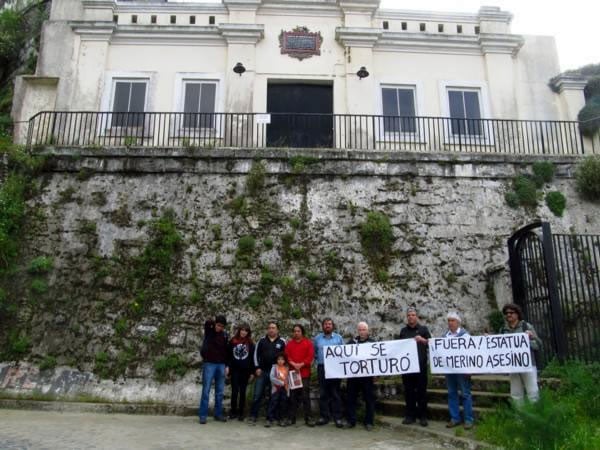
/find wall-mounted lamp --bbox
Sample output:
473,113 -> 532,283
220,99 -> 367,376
356,66 -> 369,80
233,62 -> 246,76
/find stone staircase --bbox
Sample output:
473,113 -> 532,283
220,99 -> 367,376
375,375 -> 511,421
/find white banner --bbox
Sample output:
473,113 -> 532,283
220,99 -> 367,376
429,333 -> 534,374
324,339 -> 420,379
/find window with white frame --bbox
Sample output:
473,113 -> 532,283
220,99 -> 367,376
111,79 -> 148,127
182,80 -> 217,129
382,86 -> 417,133
447,88 -> 482,136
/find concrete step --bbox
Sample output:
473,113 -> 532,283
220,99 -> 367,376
375,375 -> 512,395
376,399 -> 495,421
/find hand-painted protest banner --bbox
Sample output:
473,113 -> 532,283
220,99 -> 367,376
324,339 -> 420,379
429,333 -> 534,374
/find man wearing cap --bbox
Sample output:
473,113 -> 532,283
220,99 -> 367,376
199,315 -> 229,424
399,306 -> 431,426
443,312 -> 474,430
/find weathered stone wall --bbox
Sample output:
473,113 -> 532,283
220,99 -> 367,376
2,148 -> 598,388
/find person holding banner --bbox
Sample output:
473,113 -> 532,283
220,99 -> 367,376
399,307 -> 431,427
313,317 -> 345,428
500,303 -> 542,404
285,324 -> 316,427
442,312 -> 474,430
345,322 -> 376,431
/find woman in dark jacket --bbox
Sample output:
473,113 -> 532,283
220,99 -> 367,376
228,323 -> 255,420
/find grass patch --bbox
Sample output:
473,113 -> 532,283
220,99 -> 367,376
545,191 -> 566,217
154,354 -> 188,382
27,256 -> 53,275
575,155 -> 600,202
359,211 -> 394,273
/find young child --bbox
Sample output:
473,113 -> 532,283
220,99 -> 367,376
227,323 -> 255,421
265,353 -> 289,427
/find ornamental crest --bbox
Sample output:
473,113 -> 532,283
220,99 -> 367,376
279,26 -> 323,61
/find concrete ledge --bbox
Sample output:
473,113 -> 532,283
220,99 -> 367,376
36,147 -> 580,179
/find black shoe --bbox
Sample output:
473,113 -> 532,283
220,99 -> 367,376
365,424 -> 374,431
199,417 -> 207,425
402,417 -> 415,425
316,418 -> 329,426
227,414 -> 237,420
289,418 -> 296,425
214,416 -> 227,422
420,418 -> 428,427
248,417 -> 257,426
238,416 -> 245,422
264,420 -> 273,428
345,422 -> 356,429
335,420 -> 344,428
305,419 -> 315,427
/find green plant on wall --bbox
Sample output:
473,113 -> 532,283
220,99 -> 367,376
359,211 -> 394,278
246,160 -> 266,197
545,191 -> 567,217
575,155 -> 600,201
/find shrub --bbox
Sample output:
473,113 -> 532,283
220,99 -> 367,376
0,174 -> 26,271
260,268 -> 276,290
2,331 -> 30,361
30,278 -> 48,294
577,97 -> 600,137
263,237 -> 274,250
246,161 -> 266,197
28,256 -> 53,274
154,354 -> 187,382
246,292 -> 262,309
545,191 -> 567,217
237,235 -> 256,256
575,155 -> 600,201
487,309 -> 504,333
135,210 -> 183,279
39,355 -> 57,371
584,76 -> 600,100
504,191 -> 519,208
512,175 -> 538,208
359,211 -> 394,270
477,361 -> 600,450
532,161 -> 555,187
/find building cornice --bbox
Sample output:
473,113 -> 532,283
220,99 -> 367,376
82,0 -> 115,9
478,33 -> 523,56
478,6 -> 513,24
258,1 -> 342,18
218,23 -> 265,45
223,0 -> 262,12
551,75 -> 588,93
112,25 -> 225,46
71,22 -> 116,41
336,27 -> 381,48
375,9 -> 479,23
375,32 -> 481,55
115,3 -> 228,14
338,0 -> 380,15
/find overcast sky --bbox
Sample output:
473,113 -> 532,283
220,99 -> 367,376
380,0 -> 599,71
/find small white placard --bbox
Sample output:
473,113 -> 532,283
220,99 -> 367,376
256,114 -> 271,125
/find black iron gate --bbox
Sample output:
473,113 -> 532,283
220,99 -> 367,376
508,222 -> 600,365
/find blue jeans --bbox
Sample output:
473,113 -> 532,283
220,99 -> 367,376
250,370 -> 271,418
198,362 -> 226,419
446,374 -> 473,424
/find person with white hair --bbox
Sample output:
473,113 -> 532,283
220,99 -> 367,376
443,311 -> 474,430
345,321 -> 376,431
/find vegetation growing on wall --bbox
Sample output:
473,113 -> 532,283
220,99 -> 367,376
359,211 -> 394,280
575,155 -> 600,202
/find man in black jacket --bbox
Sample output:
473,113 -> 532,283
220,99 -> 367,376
399,307 -> 431,427
248,321 -> 286,424
198,315 -> 229,424
345,321 -> 376,431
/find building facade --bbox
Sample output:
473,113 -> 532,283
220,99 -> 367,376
12,0 -> 588,149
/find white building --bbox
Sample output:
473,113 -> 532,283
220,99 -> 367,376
12,0 -> 591,152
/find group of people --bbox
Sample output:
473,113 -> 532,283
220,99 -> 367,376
198,303 -> 541,431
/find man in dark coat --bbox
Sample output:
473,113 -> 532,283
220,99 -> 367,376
399,307 -> 431,427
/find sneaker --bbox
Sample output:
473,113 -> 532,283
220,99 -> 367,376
335,420 -> 344,429
446,420 -> 461,428
264,420 -> 273,428
304,419 -> 315,427
365,424 -> 373,432
199,417 -> 207,425
419,418 -> 428,427
315,418 -> 329,426
344,422 -> 356,429
214,416 -> 227,422
278,420 -> 287,427
402,417 -> 415,425
464,422 -> 474,430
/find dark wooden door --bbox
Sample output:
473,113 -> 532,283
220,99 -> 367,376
267,83 -> 333,148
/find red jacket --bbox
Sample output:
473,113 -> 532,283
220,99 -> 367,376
285,337 -> 314,379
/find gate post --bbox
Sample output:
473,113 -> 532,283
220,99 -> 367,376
540,222 -> 568,362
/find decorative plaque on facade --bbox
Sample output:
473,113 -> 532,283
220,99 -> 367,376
279,26 -> 323,61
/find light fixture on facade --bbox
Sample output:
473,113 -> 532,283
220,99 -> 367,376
233,62 -> 246,76
356,66 -> 369,80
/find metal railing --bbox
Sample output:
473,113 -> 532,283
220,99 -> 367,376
26,111 -> 586,155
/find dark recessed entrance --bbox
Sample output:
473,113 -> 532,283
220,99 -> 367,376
267,82 -> 333,148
